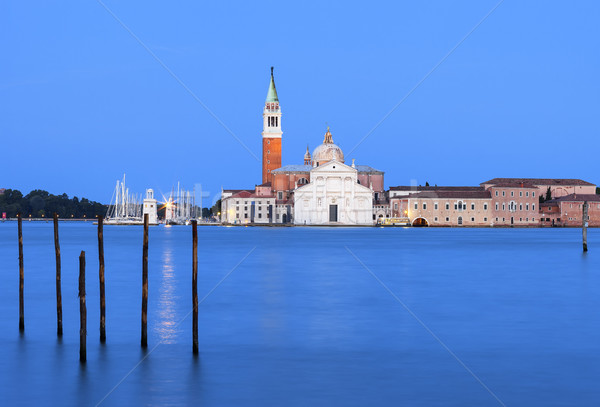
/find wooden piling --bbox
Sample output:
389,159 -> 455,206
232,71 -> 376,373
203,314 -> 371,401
98,216 -> 106,343
583,201 -> 588,252
17,213 -> 24,332
79,251 -> 86,363
192,220 -> 198,354
53,213 -> 63,336
141,214 -> 149,348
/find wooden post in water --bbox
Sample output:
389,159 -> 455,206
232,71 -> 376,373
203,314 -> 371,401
98,216 -> 106,343
192,220 -> 198,354
53,213 -> 63,337
583,201 -> 588,252
17,213 -> 25,332
79,251 -> 86,363
141,214 -> 149,348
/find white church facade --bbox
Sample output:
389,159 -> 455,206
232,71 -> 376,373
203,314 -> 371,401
293,160 -> 374,225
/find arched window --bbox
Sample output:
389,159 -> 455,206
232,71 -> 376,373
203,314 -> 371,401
458,216 -> 463,225
298,177 -> 309,185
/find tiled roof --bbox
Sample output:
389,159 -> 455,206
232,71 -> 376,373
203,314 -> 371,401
257,182 -> 272,187
550,194 -> 600,202
488,183 -> 536,189
408,190 -> 491,199
390,186 -> 484,192
355,165 -> 383,174
481,178 -> 595,187
228,190 -> 274,199
272,164 -> 312,173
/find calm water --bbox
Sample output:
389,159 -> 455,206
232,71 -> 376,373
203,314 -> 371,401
0,222 -> 598,406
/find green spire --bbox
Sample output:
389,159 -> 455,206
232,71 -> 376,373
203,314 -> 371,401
266,66 -> 279,103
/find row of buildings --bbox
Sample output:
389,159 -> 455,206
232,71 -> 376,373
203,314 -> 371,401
221,68 -> 598,227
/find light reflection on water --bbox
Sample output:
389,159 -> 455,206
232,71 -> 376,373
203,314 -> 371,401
155,226 -> 179,344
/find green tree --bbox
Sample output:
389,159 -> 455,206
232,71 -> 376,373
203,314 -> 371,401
546,186 -> 552,201
211,199 -> 221,216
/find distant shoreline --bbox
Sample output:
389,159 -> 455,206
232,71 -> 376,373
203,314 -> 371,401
1,218 -> 595,228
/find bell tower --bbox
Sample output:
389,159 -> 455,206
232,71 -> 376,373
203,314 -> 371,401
262,67 -> 282,184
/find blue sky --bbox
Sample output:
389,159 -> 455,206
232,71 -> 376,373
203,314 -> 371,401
2,1 -> 599,205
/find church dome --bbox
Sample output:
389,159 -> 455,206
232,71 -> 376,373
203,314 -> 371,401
312,127 -> 344,166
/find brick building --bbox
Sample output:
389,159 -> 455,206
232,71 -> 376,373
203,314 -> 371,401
542,194 -> 600,227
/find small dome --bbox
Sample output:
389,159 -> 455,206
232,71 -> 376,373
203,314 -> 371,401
312,127 -> 344,166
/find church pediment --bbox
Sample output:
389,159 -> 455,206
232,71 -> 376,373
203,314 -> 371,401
310,160 -> 356,174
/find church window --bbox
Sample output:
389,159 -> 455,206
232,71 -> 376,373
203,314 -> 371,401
276,117 -> 278,126
258,213 -> 262,218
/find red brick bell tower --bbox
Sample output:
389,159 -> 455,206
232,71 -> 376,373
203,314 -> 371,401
262,67 -> 282,184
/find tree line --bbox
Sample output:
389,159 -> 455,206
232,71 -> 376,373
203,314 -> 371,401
0,189 -> 107,219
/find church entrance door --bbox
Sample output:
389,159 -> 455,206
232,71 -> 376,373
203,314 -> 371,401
329,205 -> 338,222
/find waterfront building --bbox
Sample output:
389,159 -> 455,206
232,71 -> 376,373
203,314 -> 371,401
293,159 -> 374,225
540,194 -> 600,227
220,184 -> 275,225
390,183 -> 538,227
487,183 -> 538,226
481,178 -> 595,199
